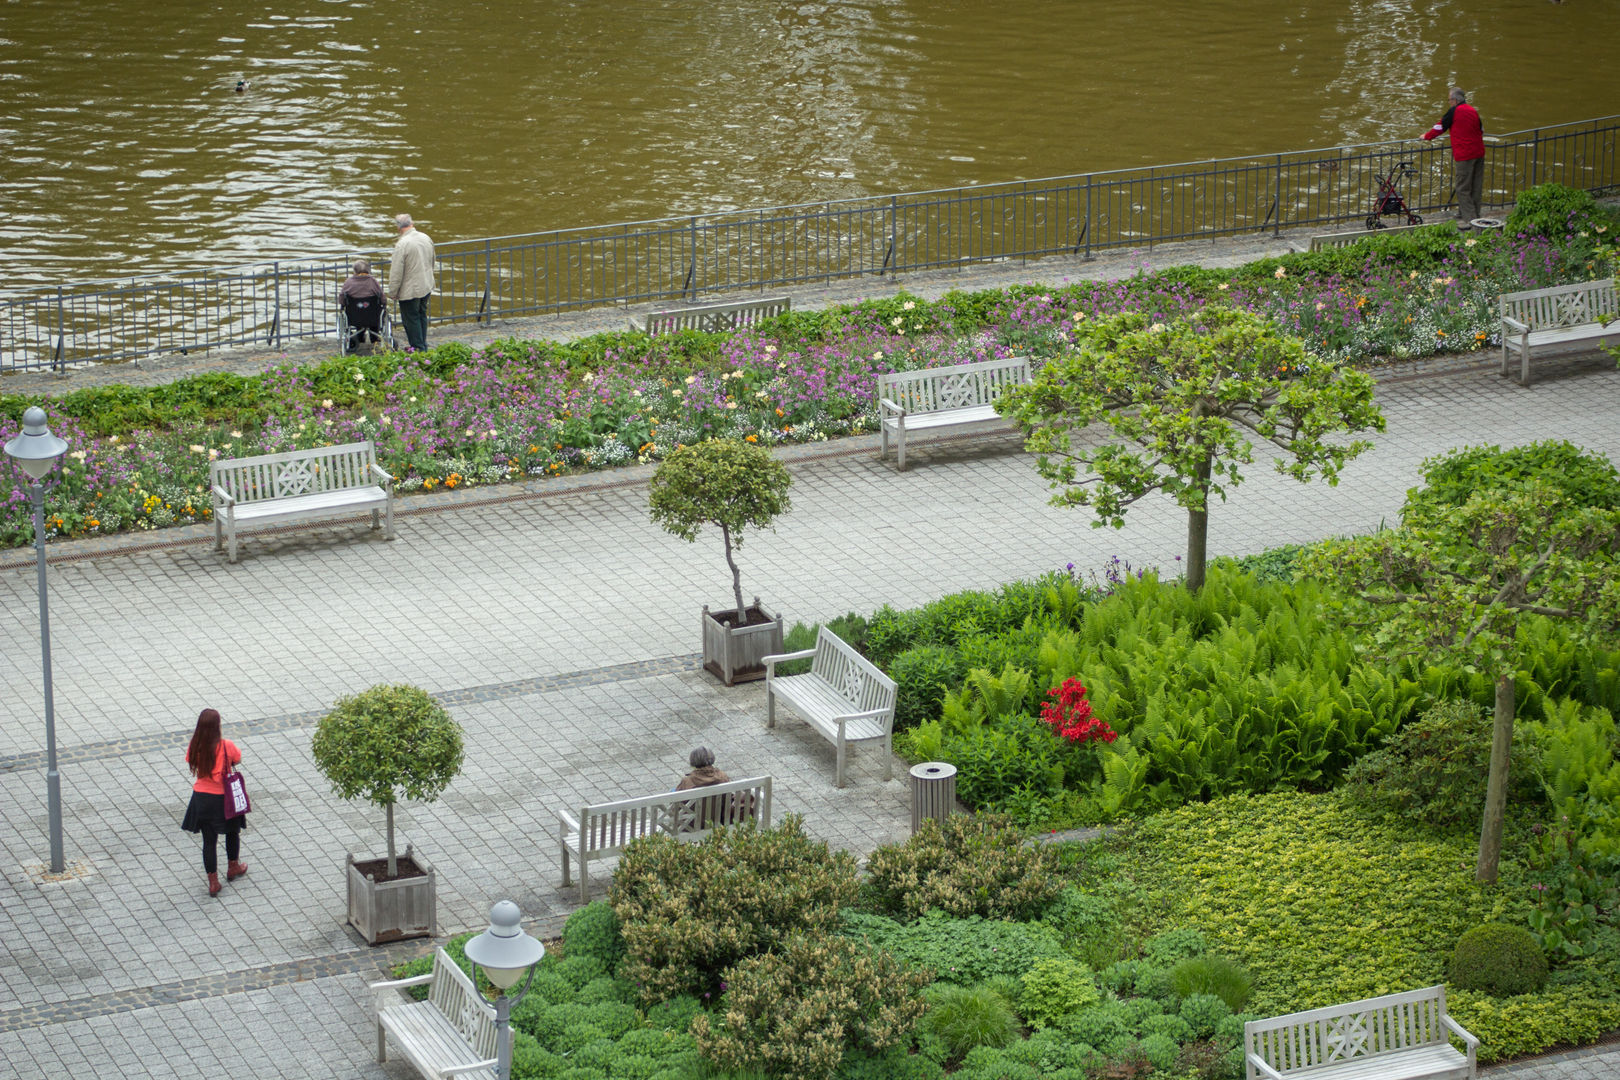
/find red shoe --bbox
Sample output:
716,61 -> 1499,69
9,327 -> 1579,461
208,873 -> 222,898
226,861 -> 248,882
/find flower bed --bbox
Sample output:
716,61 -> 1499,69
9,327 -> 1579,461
2,214 -> 1614,548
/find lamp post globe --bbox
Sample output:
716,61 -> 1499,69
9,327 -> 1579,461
464,900 -> 545,1080
5,404 -> 69,875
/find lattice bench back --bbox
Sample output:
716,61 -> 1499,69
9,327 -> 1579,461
211,441 -> 382,505
879,357 -> 1031,415
425,950 -> 498,1062
576,776 -> 773,856
644,297 -> 791,335
1245,986 -> 1453,1077
810,628 -> 897,717
1500,278 -> 1617,330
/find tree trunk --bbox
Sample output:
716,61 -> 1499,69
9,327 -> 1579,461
721,523 -> 747,621
1475,672 -> 1516,883
1185,454 -> 1212,593
385,801 -> 398,879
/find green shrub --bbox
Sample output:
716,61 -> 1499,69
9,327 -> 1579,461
863,812 -> 1063,921
1018,957 -> 1100,1029
1170,955 -> 1254,1012
1139,1032 -> 1181,1070
1449,923 -> 1550,996
922,983 -> 1020,1059
1139,1012 -> 1194,1042
574,975 -> 632,1005
1142,928 -> 1208,965
611,814 -> 858,1004
641,995 -> 705,1033
1341,699 -> 1542,831
1056,1000 -> 1132,1047
891,645 -> 968,729
835,1044 -> 946,1080
1040,889 -> 1126,968
1405,440 -> 1620,517
562,901 -> 624,973
690,933 -> 928,1080
778,612 -> 871,676
1179,993 -> 1232,1040
838,909 -> 1067,984
1505,183 -> 1607,241
952,1047 -> 1042,1080
937,713 -> 1068,808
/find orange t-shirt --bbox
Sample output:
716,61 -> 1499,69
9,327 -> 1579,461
189,739 -> 241,794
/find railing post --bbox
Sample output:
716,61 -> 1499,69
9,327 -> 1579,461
1530,128 -> 1541,189
1272,154 -> 1284,238
481,240 -> 492,324
53,286 -> 65,371
885,195 -> 898,275
1085,176 -> 1094,260
268,262 -> 281,346
686,216 -> 698,301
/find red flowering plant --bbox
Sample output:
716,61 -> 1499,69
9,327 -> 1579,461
1040,678 -> 1116,744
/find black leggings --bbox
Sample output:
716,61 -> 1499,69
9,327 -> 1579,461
200,823 -> 241,874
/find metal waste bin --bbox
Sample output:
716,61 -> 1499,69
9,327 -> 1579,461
910,762 -> 957,833
1470,217 -> 1504,233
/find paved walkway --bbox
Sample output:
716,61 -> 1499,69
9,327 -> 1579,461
0,251 -> 1616,1077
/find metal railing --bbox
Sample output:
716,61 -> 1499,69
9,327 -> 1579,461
3,115 -> 1616,373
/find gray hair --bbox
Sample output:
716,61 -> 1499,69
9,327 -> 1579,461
395,213 -> 414,229
1450,87 -> 1467,104
352,258 -> 370,275
688,746 -> 715,769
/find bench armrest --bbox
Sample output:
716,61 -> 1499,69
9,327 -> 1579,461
439,1060 -> 499,1078
557,809 -> 581,831
834,706 -> 893,723
1441,1014 -> 1479,1048
1246,1054 -> 1285,1080
1502,316 -> 1529,334
763,649 -> 816,674
879,397 -> 906,418
369,972 -> 433,992
370,462 -> 395,485
211,484 -> 235,508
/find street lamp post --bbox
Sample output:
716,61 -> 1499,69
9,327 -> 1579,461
5,406 -> 69,874
463,901 -> 546,1080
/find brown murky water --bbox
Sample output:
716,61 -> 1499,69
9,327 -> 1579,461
0,0 -> 1615,293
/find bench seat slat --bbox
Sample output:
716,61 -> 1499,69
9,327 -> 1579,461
1262,1045 -> 1467,1080
229,486 -> 389,522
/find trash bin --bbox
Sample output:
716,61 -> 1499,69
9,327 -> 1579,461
1470,217 -> 1504,233
909,762 -> 957,834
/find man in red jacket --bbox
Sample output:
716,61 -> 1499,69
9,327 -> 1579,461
1422,88 -> 1486,226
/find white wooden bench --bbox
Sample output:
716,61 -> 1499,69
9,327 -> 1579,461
628,296 -> 791,335
1307,222 -> 1429,251
765,628 -> 898,787
1500,277 -> 1618,386
877,356 -> 1031,470
210,440 -> 395,563
1245,985 -> 1478,1080
370,948 -> 498,1080
558,775 -> 772,902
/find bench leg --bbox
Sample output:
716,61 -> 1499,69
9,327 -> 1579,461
560,843 -> 572,889
835,737 -> 847,789
1520,348 -> 1532,387
896,428 -> 907,472
880,424 -> 889,461
370,507 -> 380,531
384,493 -> 395,540
227,519 -> 238,564
578,856 -> 590,904
883,737 -> 893,781
377,1019 -> 387,1064
213,516 -> 223,552
766,687 -> 776,729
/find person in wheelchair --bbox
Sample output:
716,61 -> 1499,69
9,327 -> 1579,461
337,259 -> 392,355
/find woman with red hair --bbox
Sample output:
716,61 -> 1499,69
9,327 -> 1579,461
180,708 -> 247,897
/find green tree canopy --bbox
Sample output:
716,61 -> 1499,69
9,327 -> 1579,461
996,308 -> 1384,590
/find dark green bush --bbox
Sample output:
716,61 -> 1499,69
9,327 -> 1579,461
777,612 -> 871,676
1506,183 -> 1608,241
922,983 -> 1021,1059
836,1043 -> 947,1080
611,815 -> 858,1004
1170,955 -> 1253,1012
864,812 -> 1064,921
1139,1032 -> 1181,1070
891,645 -> 968,729
1341,699 -> 1541,831
942,713 -> 1068,809
1018,957 -> 1100,1028
839,909 -> 1066,984
561,900 -> 624,973
690,933 -> 928,1080
1141,928 -> 1208,965
1405,440 -> 1620,519
1449,922 -> 1550,996
1179,993 -> 1233,1040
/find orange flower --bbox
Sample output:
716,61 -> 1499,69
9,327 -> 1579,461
745,434 -> 758,443
775,408 -> 785,417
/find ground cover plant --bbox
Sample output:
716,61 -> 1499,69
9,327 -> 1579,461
4,198 -> 1616,548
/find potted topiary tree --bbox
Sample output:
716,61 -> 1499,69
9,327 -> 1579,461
650,438 -> 792,685
312,683 -> 464,945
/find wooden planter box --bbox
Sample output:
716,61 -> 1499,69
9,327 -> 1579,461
347,846 -> 435,946
702,599 -> 784,686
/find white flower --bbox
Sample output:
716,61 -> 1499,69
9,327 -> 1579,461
353,371 -> 364,382
230,430 -> 242,438
1315,302 -> 1326,311
1409,270 -> 1420,279
764,344 -> 777,354
356,389 -> 365,398
685,374 -> 697,385
1149,322 -> 1167,333
755,391 -> 767,400
1273,267 -> 1287,279
872,351 -> 883,360
109,435 -> 120,444
902,300 -> 916,311
673,389 -> 683,398
725,401 -> 738,410
1465,238 -> 1478,247
1072,310 -> 1087,320
1217,283 -> 1229,291
408,395 -> 417,403
488,428 -> 498,437
891,316 -> 903,327
583,371 -> 595,382
208,449 -> 219,461
189,444 -> 206,453
465,429 -> 475,437
321,399 -> 334,408
380,414 -> 392,426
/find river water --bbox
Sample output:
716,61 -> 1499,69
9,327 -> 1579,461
0,0 -> 1615,294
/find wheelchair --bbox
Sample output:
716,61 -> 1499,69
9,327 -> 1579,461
336,289 -> 395,356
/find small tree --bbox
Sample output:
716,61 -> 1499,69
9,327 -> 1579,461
1306,464 -> 1620,882
996,308 -> 1384,591
311,684 -> 465,878
649,438 -> 792,618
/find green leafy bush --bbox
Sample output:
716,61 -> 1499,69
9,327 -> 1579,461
1170,955 -> 1254,1012
1449,923 -> 1549,996
1178,993 -> 1232,1040
1138,1032 -> 1180,1070
1142,928 -> 1207,965
1055,1000 -> 1132,1048
1406,440 -> 1620,517
1341,699 -> 1543,831
863,812 -> 1063,921
1505,183 -> 1608,241
611,814 -> 858,1004
562,901 -> 624,973
1018,957 -> 1100,1029
838,910 -> 1067,984
890,645 -> 968,729
690,933 -> 928,1080
778,612 -> 871,675
922,983 -> 1020,1059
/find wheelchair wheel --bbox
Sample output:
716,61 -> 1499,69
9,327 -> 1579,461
1407,213 -> 1423,226
1365,215 -> 1383,230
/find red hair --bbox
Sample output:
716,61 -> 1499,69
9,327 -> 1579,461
187,709 -> 223,779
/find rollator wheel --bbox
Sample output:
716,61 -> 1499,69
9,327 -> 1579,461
1407,214 -> 1423,226
1365,216 -> 1383,230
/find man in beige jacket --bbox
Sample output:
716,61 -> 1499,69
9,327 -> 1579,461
386,214 -> 436,350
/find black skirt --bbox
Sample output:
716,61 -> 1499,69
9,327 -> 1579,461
181,790 -> 247,834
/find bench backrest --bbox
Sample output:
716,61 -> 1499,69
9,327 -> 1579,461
577,776 -> 773,856
1244,986 -> 1452,1079
809,627 -> 898,721
1500,278 -> 1617,330
878,357 -> 1031,415
1308,223 -> 1427,251
426,949 -> 498,1061
211,441 -> 380,505
644,296 -> 791,335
